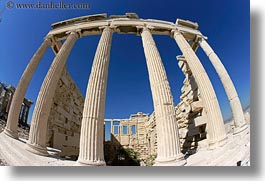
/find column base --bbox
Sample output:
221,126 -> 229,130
76,159 -> 106,166
208,136 -> 227,150
25,143 -> 49,157
154,154 -> 186,166
233,123 -> 248,135
3,128 -> 18,139
233,125 -> 250,141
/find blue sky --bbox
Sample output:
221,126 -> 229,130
0,0 -> 250,125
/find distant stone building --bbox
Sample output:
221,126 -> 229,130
0,82 -> 33,127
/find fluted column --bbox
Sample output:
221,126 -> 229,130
172,30 -> 227,149
26,32 -> 79,156
77,26 -> 113,166
4,38 -> 51,139
140,26 -> 186,166
199,38 -> 248,134
110,121 -> 114,134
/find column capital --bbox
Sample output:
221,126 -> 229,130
66,29 -> 82,38
176,55 -> 186,62
136,25 -> 144,35
99,25 -> 114,32
170,29 -> 181,38
43,35 -> 53,45
146,25 -> 155,30
136,25 -> 155,35
196,35 -> 208,43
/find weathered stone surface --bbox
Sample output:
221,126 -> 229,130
141,27 -> 185,166
199,38 -> 247,133
4,38 -> 51,139
47,67 -> 84,157
26,32 -> 79,156
77,26 -> 113,166
173,31 -> 227,149
0,14 -> 250,167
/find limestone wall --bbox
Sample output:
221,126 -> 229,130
175,58 -> 208,154
107,112 -> 150,160
46,67 -> 84,158
145,113 -> 157,156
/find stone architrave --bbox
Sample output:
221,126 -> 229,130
26,32 -> 79,156
198,38 -> 248,134
77,26 -> 113,166
4,38 -> 52,139
140,26 -> 186,166
172,30 -> 227,149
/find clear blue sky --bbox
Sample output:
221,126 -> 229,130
0,0 -> 250,124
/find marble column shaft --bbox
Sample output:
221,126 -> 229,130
199,39 -> 247,133
4,38 -> 51,139
141,27 -> 186,166
77,26 -> 113,166
172,31 -> 227,148
26,32 -> 78,156
110,121 -> 114,134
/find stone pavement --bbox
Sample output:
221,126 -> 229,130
185,126 -> 250,166
0,124 -> 250,166
0,133 -> 74,166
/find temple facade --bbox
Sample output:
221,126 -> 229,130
1,13 -> 249,166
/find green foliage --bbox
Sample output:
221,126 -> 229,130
145,154 -> 157,166
121,147 -> 140,162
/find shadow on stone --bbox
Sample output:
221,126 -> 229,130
104,133 -> 140,166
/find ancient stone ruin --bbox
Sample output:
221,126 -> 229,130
0,13 -> 250,166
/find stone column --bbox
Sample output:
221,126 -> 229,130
172,30 -> 227,149
77,26 -> 113,166
140,26 -> 186,166
110,121 -> 114,134
4,38 -> 51,139
199,38 -> 248,134
26,32 -> 79,156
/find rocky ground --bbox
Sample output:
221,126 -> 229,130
0,119 -> 29,139
224,107 -> 250,133
0,120 -> 8,165
0,119 -> 30,166
0,120 -> 7,165
0,119 -> 5,133
0,157 -> 8,166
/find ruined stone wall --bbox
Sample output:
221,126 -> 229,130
108,112 -> 150,160
145,113 -> 157,156
175,58 -> 208,154
47,67 -> 84,157
129,113 -> 149,157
